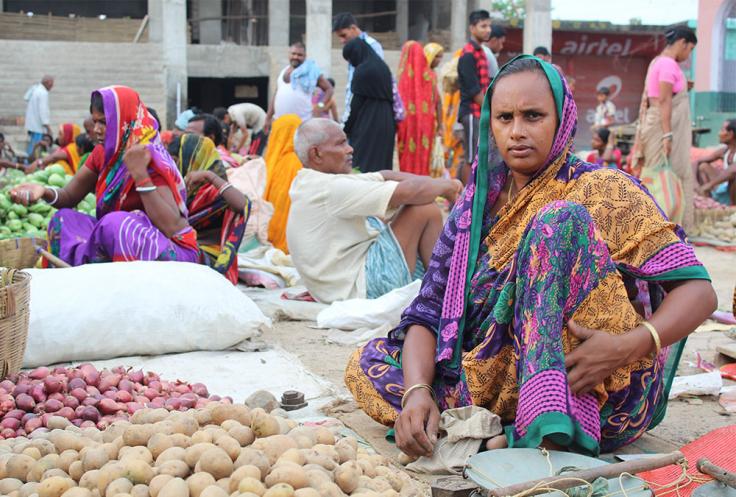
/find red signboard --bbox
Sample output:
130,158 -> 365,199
499,27 -> 665,149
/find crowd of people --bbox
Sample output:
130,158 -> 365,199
0,9 -> 727,460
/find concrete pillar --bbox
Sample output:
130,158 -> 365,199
147,0 -> 163,43
523,0 -> 552,55
396,0 -> 409,45
161,0 -> 188,129
198,0 -> 222,44
269,0 -> 290,46
429,0 -> 438,32
451,0 -> 468,51
306,0 -> 332,76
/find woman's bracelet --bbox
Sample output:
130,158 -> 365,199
218,182 -> 234,196
136,185 -> 157,193
47,187 -> 60,206
401,383 -> 436,409
641,320 -> 662,356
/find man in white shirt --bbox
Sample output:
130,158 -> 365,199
287,118 -> 462,304
265,41 -> 334,131
24,75 -> 54,156
227,103 -> 267,153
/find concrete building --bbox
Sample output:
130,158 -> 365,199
692,0 -> 736,147
0,0 -> 553,152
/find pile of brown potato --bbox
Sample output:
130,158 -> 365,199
0,402 -> 421,497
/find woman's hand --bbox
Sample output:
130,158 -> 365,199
123,144 -> 151,181
9,183 -> 47,206
564,320 -> 637,395
185,170 -> 216,191
663,137 -> 672,158
394,389 -> 440,458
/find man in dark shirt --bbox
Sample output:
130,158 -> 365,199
457,10 -> 492,183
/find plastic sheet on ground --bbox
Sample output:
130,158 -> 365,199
240,286 -> 327,322
59,348 -> 339,419
237,245 -> 301,289
669,371 -> 723,399
317,280 -> 421,332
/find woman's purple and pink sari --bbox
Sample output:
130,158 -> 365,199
344,55 -> 709,455
47,86 -> 198,265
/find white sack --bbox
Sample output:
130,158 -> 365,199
316,280 -> 421,331
23,262 -> 271,367
669,371 -> 723,399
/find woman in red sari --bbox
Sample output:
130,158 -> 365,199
397,41 -> 441,176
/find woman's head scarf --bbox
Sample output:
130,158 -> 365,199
424,42 -> 444,67
175,133 -> 227,200
342,38 -> 393,102
58,123 -> 81,147
92,85 -> 188,218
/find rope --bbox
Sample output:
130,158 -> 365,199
464,449 -> 711,497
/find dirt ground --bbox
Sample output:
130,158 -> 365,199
262,246 -> 736,469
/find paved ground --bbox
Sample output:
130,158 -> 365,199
261,246 -> 736,468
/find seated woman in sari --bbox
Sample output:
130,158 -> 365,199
171,133 -> 250,284
30,123 -> 82,175
10,85 -> 199,265
345,56 -> 716,457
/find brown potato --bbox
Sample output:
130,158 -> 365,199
155,447 -> 187,467
237,477 -> 266,496
157,477 -> 189,497
105,477 -> 134,497
148,475 -> 174,497
6,453 -> 37,480
228,465 -> 261,493
264,465 -> 308,490
198,448 -> 233,480
233,449 -> 269,479
147,434 -> 174,460
157,460 -> 191,479
262,483 -> 294,497
186,472 -> 216,497
37,476 -> 76,497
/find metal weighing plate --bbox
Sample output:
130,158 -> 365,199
692,481 -> 736,497
464,448 -> 652,496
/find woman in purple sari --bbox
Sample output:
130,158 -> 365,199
10,86 -> 199,264
345,56 -> 716,457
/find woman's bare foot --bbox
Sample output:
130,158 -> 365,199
485,434 -> 508,450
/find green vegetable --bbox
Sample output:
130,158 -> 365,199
47,173 -> 66,188
29,202 -> 51,214
7,211 -> 18,220
45,164 -> 67,176
11,203 -> 27,217
7,219 -> 22,232
27,213 -> 44,228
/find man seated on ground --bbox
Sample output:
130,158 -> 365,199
287,118 -> 463,304
695,119 -> 736,205
0,133 -> 23,170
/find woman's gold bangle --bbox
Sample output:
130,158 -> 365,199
641,320 -> 662,356
401,383 -> 436,409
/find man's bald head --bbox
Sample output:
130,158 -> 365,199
41,75 -> 54,91
293,118 -> 353,174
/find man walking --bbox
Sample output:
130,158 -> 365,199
265,41 -> 333,130
484,25 -> 507,79
24,75 -> 53,156
457,10 -> 491,182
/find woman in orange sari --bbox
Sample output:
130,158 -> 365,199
30,123 -> 82,175
397,41 -> 441,176
263,114 -> 302,253
441,49 -> 464,179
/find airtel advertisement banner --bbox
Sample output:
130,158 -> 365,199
500,28 -> 666,150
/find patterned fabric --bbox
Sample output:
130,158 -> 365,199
47,85 -> 199,264
48,209 -> 198,265
263,114 -> 302,253
345,55 -> 710,455
176,134 -> 249,284
424,43 -> 444,67
364,217 -> 425,299
94,86 -> 189,222
461,42 -> 490,118
58,123 -> 82,175
397,41 -> 438,176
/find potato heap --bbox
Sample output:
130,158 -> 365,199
0,402 -> 421,497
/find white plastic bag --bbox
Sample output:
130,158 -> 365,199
23,262 -> 271,367
316,280 -> 421,331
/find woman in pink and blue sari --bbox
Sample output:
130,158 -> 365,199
10,85 -> 198,265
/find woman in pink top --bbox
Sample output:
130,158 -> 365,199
635,26 -> 697,230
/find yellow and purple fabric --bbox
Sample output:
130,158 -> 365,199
345,56 -> 710,455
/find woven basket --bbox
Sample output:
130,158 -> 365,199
0,269 -> 31,377
0,238 -> 44,269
